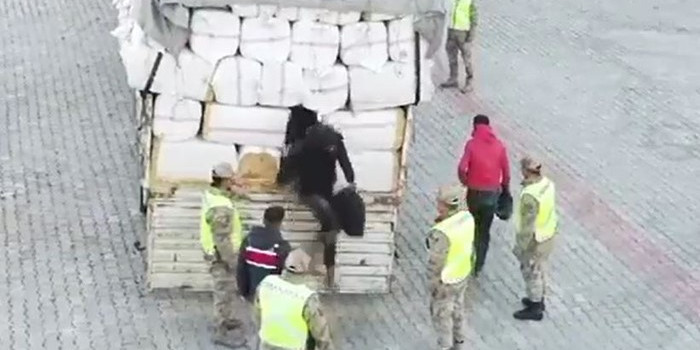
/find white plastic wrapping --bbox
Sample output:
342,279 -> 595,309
322,109 -> 405,150
211,56 -> 262,106
152,139 -> 239,183
362,12 -> 398,21
258,62 -> 306,107
240,17 -> 291,63
334,150 -> 399,192
153,94 -> 202,141
349,62 -> 416,110
340,22 -> 388,71
232,5 -> 259,18
118,26 -> 177,94
189,35 -> 239,64
303,65 -> 348,113
388,16 -> 415,63
202,104 -> 290,147
290,21 -> 340,70
190,9 -> 241,36
276,7 -> 302,21
176,49 -> 216,101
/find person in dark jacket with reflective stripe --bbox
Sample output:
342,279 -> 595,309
236,206 -> 292,301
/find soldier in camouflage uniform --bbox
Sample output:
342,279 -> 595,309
201,162 -> 249,348
441,0 -> 478,93
512,157 -> 558,321
254,249 -> 334,350
426,185 -> 476,350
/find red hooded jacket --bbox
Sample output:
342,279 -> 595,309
457,124 -> 510,191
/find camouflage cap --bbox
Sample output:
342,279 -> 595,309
285,248 -> 311,274
437,184 -> 464,206
212,162 -> 236,178
520,156 -> 542,172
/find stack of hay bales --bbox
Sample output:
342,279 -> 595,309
113,1 -> 435,294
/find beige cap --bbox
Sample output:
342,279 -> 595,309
520,156 -> 542,172
212,162 -> 236,178
285,248 -> 311,274
437,184 -> 464,206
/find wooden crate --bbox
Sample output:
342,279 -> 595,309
146,189 -> 398,294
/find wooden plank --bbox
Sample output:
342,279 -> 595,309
335,276 -> 389,294
336,253 -> 393,266
151,262 -> 210,274
151,249 -> 205,263
336,242 -> 393,254
148,272 -> 213,291
336,265 -> 391,277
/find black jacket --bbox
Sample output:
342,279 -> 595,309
236,226 -> 292,300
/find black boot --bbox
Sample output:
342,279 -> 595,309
521,297 -> 546,311
513,302 -> 544,321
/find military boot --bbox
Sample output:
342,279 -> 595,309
513,302 -> 544,321
213,327 -> 248,349
460,78 -> 473,94
440,77 -> 459,88
521,297 -> 546,311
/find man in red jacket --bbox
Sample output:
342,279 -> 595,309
457,115 -> 511,276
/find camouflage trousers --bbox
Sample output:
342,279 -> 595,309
517,238 -> 555,302
445,29 -> 473,82
210,261 -> 247,334
430,278 -> 469,350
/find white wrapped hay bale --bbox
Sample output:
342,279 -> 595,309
232,5 -> 260,18
190,9 -> 241,36
340,22 -> 388,71
388,16 -> 415,63
349,62 -> 416,110
276,7 -> 302,21
152,139 -> 239,183
303,65 -> 348,113
290,21 -> 340,70
323,109 -> 405,151
153,94 -> 202,141
319,11 -> 361,25
240,17 -> 291,63
259,62 -> 306,107
211,56 -> 262,106
176,49 -> 216,101
335,150 -> 400,192
189,36 -> 240,64
362,12 -> 398,21
237,146 -> 281,190
189,10 -> 241,63
419,39 -> 435,102
202,104 -> 290,147
118,27 -> 177,94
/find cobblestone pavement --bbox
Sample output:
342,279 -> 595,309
2,0 -> 700,349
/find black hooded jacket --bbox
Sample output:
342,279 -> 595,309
236,226 -> 291,300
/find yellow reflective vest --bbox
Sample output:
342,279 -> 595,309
515,177 -> 558,242
432,210 -> 475,284
450,0 -> 473,31
200,188 -> 244,256
258,275 -> 315,349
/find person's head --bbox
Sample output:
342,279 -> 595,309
211,162 -> 239,190
263,205 -> 285,229
520,156 -> 543,180
436,184 -> 464,217
287,105 -> 319,144
284,248 -> 311,274
473,114 -> 490,129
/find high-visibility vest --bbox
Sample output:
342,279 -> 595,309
432,210 -> 475,284
450,0 -> 473,31
515,177 -> 558,242
258,275 -> 315,349
200,189 -> 244,256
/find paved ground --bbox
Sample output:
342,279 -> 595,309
2,0 -> 700,349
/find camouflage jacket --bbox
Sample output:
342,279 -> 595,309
254,272 -> 335,350
513,178 -> 540,259
205,187 -> 243,268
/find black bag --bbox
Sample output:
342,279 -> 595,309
329,187 -> 366,236
496,190 -> 513,220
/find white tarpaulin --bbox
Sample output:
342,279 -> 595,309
133,0 -> 446,58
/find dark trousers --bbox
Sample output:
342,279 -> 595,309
466,189 -> 500,273
300,194 -> 339,267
